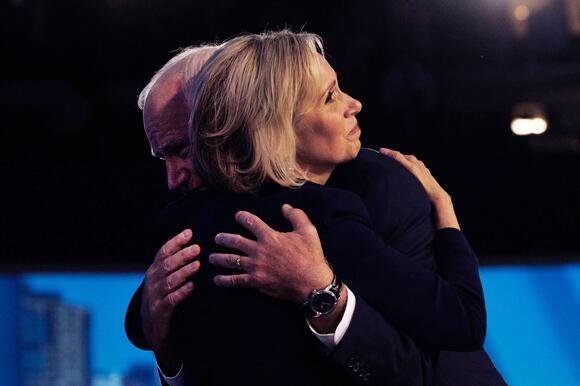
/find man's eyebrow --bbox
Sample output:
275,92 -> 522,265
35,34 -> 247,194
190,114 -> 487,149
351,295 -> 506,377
163,139 -> 188,150
155,138 -> 189,158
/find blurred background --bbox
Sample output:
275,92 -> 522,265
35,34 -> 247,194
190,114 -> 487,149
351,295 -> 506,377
0,0 -> 578,385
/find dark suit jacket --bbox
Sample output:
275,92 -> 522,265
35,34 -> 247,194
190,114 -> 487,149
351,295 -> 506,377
126,166 -> 488,385
328,148 -> 506,385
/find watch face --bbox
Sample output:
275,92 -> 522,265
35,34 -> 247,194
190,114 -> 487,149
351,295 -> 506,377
311,291 -> 337,314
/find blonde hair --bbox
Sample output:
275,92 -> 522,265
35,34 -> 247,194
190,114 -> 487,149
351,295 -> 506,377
188,30 -> 325,192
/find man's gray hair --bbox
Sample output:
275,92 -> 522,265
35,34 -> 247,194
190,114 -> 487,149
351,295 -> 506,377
137,44 -> 221,110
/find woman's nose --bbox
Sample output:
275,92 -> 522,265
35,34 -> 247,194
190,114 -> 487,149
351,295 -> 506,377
345,94 -> 362,117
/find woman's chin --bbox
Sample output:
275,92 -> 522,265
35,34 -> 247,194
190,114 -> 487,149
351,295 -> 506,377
349,140 -> 362,160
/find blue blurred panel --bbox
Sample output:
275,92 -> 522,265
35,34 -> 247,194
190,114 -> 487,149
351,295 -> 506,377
0,276 -> 22,386
566,265 -> 580,304
481,264 -> 580,386
23,273 -> 157,383
2,267 -> 578,386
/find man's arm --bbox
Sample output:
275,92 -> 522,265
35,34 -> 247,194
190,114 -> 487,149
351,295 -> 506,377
211,204 -> 436,385
330,296 -> 434,386
212,201 -> 485,351
125,229 -> 201,375
125,221 -> 350,385
127,205 -> 437,386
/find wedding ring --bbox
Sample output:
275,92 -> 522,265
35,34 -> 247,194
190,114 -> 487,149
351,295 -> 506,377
235,255 -> 242,269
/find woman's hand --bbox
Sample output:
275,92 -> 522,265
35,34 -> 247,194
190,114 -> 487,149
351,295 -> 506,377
379,148 -> 460,230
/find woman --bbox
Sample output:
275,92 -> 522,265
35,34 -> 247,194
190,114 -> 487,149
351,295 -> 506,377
158,30 -> 483,385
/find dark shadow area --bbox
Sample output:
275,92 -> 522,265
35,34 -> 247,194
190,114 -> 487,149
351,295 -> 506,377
1,0 -> 579,269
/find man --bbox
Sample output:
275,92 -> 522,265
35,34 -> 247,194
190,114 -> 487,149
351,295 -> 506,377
125,45 -> 505,385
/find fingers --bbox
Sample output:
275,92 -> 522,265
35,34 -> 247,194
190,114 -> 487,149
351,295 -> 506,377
381,147 -> 448,204
161,281 -> 194,311
380,148 -> 415,170
379,147 -> 392,156
213,273 -> 254,288
160,244 -> 201,274
146,241 -> 200,301
380,148 -> 430,174
156,229 -> 193,262
214,232 -> 256,254
164,260 -> 201,294
209,253 -> 250,270
281,204 -> 315,232
234,211 -> 274,241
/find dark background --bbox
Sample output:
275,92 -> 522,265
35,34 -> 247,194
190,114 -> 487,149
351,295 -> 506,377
1,0 -> 579,270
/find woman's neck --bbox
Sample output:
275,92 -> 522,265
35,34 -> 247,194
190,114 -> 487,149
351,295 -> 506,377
301,164 -> 335,186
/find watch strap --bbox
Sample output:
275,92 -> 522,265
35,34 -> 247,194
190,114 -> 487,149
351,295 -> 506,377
303,273 -> 342,317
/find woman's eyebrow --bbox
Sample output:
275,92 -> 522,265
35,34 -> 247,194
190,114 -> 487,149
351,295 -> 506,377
320,79 -> 337,100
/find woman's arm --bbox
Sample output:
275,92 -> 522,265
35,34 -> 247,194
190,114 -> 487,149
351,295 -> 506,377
323,219 -> 485,351
322,149 -> 485,350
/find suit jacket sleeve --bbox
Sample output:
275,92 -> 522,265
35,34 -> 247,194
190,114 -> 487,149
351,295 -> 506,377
125,283 -> 174,386
125,283 -> 149,350
329,295 -> 434,386
323,216 -> 485,352
124,206 -> 178,351
327,149 -> 485,356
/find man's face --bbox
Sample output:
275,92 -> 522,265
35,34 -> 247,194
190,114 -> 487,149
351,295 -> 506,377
143,76 -> 203,194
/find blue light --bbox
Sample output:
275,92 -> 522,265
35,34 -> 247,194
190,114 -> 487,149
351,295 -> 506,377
481,264 -> 580,386
2,265 -> 579,385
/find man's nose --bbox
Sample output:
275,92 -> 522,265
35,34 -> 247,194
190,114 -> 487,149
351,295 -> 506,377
166,161 -> 191,193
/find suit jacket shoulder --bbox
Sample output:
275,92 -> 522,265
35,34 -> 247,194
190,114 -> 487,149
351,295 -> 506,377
329,148 -> 435,270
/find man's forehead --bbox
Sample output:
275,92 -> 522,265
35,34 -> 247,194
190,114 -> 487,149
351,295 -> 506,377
144,85 -> 186,123
146,122 -> 189,156
143,87 -> 189,154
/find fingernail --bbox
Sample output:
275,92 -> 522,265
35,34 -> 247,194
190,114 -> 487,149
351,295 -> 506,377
282,203 -> 291,210
208,254 -> 215,263
190,244 -> 200,254
213,276 -> 222,286
191,261 -> 200,269
214,233 -> 222,242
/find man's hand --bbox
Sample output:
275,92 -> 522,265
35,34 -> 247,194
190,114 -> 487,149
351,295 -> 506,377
209,204 -> 333,304
141,229 -> 201,353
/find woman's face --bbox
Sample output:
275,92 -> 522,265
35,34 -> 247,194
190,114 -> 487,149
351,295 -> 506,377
295,55 -> 362,183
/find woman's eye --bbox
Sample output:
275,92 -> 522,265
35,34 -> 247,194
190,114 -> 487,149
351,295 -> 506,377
325,90 -> 336,104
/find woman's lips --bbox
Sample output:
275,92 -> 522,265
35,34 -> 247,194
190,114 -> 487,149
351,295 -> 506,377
348,123 -> 360,136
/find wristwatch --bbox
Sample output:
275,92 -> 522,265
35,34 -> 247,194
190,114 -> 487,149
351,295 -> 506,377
303,273 -> 342,318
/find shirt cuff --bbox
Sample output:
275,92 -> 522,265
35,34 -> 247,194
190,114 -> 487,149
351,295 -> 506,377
306,286 -> 357,350
156,357 -> 185,386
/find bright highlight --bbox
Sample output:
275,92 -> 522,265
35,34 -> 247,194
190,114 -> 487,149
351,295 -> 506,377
510,118 -> 548,136
514,5 -> 530,21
